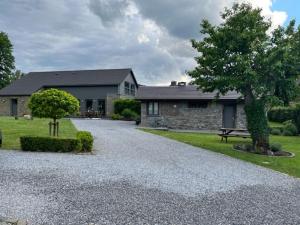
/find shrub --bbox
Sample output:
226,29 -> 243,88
111,113 -> 123,120
77,131 -> 94,152
270,128 -> 281,135
270,143 -> 282,152
268,106 -> 295,123
121,109 -> 138,120
20,136 -> 81,152
282,120 -> 298,136
114,99 -> 140,115
282,130 -> 293,136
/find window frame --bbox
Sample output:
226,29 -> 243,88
130,84 -> 135,96
147,101 -> 159,116
124,81 -> 130,95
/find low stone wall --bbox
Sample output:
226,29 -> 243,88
140,101 -> 247,130
0,96 -> 31,117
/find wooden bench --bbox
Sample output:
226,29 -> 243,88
218,128 -> 251,143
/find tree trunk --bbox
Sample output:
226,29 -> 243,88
244,93 -> 270,153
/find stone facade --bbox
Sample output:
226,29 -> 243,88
140,101 -> 247,130
0,96 -> 31,117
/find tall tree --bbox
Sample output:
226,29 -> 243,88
0,32 -> 15,89
10,69 -> 25,82
189,3 -> 300,153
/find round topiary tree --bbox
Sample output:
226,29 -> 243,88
29,88 -> 79,136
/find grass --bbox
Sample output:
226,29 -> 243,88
141,129 -> 300,178
0,116 -> 78,149
269,121 -> 284,128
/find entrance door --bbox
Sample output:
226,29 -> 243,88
98,100 -> 105,117
11,99 -> 18,116
223,104 -> 236,128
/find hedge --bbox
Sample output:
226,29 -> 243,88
20,136 -> 81,152
268,106 -> 295,123
77,131 -> 94,152
114,99 -> 140,115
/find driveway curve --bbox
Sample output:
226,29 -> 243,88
0,119 -> 300,225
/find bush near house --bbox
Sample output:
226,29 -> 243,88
77,131 -> 93,152
121,108 -> 138,120
111,113 -> 123,120
113,99 -> 141,121
114,99 -> 140,115
20,136 -> 81,152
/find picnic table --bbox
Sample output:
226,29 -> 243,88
218,128 -> 250,143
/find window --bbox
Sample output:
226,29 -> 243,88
188,101 -> 208,109
124,82 -> 130,95
147,101 -> 159,115
130,84 -> 135,96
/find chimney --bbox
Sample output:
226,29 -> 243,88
178,82 -> 186,86
170,81 -> 177,86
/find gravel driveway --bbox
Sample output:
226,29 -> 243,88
0,119 -> 300,225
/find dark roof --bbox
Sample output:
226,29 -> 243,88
0,68 -> 137,96
136,85 -> 241,100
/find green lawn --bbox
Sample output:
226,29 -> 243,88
269,121 -> 284,128
0,117 -> 77,149
141,129 -> 300,178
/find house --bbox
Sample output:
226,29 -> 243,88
0,68 -> 138,117
136,81 -> 247,130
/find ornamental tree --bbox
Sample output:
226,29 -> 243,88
188,3 -> 300,153
29,89 -> 79,136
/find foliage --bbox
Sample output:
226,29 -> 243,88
245,100 -> 269,149
29,89 -> 79,121
282,130 -> 293,136
0,117 -> 77,150
294,104 -> 300,131
141,129 -> 300,177
270,143 -> 282,152
188,3 -> 300,152
9,70 -> 25,82
77,131 -> 93,152
111,113 -> 123,120
20,136 -> 81,152
282,120 -> 298,136
114,99 -> 140,115
121,108 -> 138,120
0,32 -> 15,89
268,106 -> 295,123
270,128 -> 281,136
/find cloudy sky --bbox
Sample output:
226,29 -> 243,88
0,0 -> 299,85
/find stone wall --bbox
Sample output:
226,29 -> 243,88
106,94 -> 119,117
0,96 -> 31,117
140,101 -> 247,130
236,103 -> 247,129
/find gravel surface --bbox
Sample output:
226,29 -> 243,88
0,119 -> 300,224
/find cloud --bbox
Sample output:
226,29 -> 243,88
0,0 -> 288,86
88,0 -> 130,25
